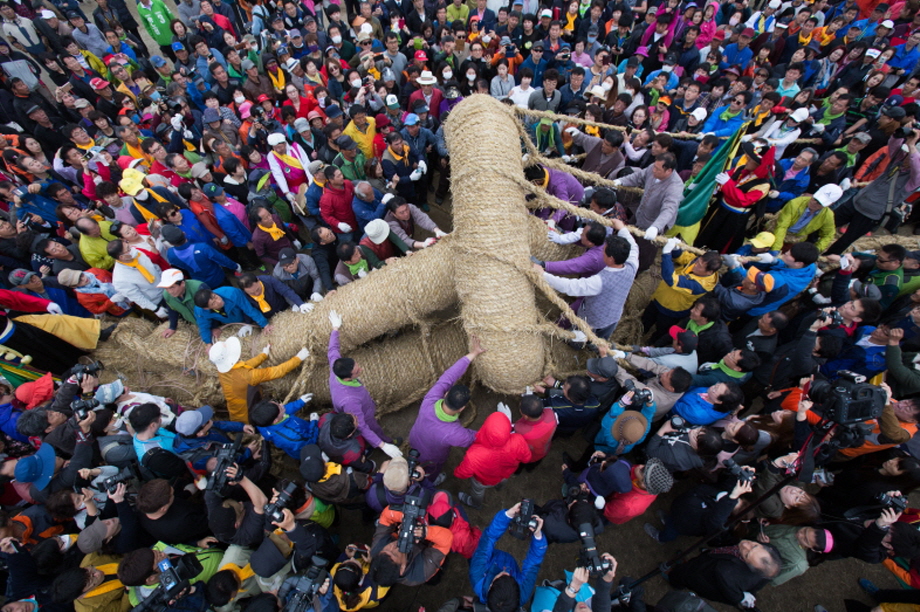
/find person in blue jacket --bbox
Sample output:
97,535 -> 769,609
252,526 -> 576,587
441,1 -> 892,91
673,382 -> 745,426
595,389 -> 656,456
719,28 -> 755,69
762,149 -> 816,213
249,394 -> 318,459
193,284 -> 272,345
155,202 -> 216,245
173,404 -> 254,469
163,225 -> 240,289
702,91 -> 752,139
351,182 -> 388,232
470,502 -> 548,611
741,242 -> 820,317
0,379 -> 28,444
820,325 -> 888,381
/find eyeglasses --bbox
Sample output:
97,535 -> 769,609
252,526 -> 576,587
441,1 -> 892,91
360,40 -> 372,45
731,99 -> 744,105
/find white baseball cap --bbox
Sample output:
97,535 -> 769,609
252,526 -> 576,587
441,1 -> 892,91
768,0 -> 782,8
814,184 -> 844,207
790,108 -> 810,123
691,107 -> 708,122
157,268 -> 186,288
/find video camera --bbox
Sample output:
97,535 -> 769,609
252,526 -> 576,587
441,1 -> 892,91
509,499 -> 539,540
397,493 -> 428,553
723,459 -> 755,483
133,555 -> 203,612
622,379 -> 653,406
406,448 -> 423,480
265,481 -> 298,523
71,397 -> 100,421
72,360 -> 104,383
281,556 -> 329,612
577,523 -> 612,577
807,371 -> 886,426
877,492 -> 908,513
207,432 -> 244,495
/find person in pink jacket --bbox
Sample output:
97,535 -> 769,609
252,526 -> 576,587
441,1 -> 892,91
454,410 -> 533,509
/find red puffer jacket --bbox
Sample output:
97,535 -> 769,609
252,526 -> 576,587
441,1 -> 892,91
319,179 -> 358,233
454,412 -> 532,486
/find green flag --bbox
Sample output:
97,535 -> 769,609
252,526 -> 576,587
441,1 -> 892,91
674,124 -> 747,228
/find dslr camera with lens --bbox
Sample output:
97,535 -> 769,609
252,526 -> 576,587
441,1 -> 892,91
509,498 -> 538,540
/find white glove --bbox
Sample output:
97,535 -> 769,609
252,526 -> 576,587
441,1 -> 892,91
740,592 -> 756,609
296,347 -> 310,360
292,239 -> 302,249
496,402 -> 512,420
299,393 -> 314,404
524,386 -> 534,395
722,254 -> 741,269
110,293 -> 126,303
768,190 -> 780,199
262,344 -> 271,355
297,303 -> 314,313
417,160 -> 427,174
328,310 -> 342,329
839,255 -> 852,270
521,153 -> 530,163
381,193 -> 395,204
643,226 -> 659,241
840,178 -> 851,191
811,122 -> 825,133
715,172 -> 730,185
235,264 -> 243,273
611,179 -> 622,187
380,442 -> 403,458
561,154 -> 574,163
571,330 -> 587,343
434,228 -> 448,238
337,222 -> 353,233
357,269 -> 367,278
611,349 -> 627,359
421,237 -> 437,247
286,193 -> 297,204
549,230 -> 582,245
309,412 -> 319,421
565,127 -> 579,136
594,495 -> 606,510
662,237 -> 679,253
757,253 -> 775,264
812,292 -> 832,305
154,306 -> 168,319
291,304 -> 300,312
182,129 -> 194,140
236,325 -> 253,338
409,168 -> 422,181
170,114 -> 183,131
545,219 -> 556,230
740,134 -> 752,142
46,302 -> 63,315
310,292 -> 324,302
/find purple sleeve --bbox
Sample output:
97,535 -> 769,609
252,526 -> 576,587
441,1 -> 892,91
353,402 -> 383,448
544,246 -> 605,276
445,423 -> 477,449
422,356 -> 471,406
328,329 -> 342,364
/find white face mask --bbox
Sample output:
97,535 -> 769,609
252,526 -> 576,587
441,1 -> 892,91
135,190 -> 148,201
351,78 -> 362,88
442,69 -> 453,79
662,65 -> 673,72
601,81 -> 613,91
234,95 -> 245,104
331,33 -> 343,44
482,34 -> 491,43
729,15 -> 740,25
466,72 -> 476,81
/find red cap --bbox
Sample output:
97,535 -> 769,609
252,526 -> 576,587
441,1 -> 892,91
741,27 -> 755,37
414,50 -> 428,61
713,29 -> 726,39
257,94 -> 270,103
89,77 -> 110,90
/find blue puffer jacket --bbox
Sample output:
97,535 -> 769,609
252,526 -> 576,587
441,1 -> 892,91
470,509 -> 547,607
673,387 -> 730,426
0,402 -> 28,443
746,261 -> 817,316
257,398 -> 319,459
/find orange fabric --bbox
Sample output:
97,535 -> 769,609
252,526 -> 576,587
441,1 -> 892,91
74,268 -> 128,316
217,353 -> 303,422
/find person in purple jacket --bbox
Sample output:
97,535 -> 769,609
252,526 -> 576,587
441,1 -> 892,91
532,221 -> 607,279
408,336 -> 486,485
327,310 -> 403,460
525,164 -> 585,232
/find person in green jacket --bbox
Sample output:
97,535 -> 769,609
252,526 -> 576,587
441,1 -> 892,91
137,0 -> 174,55
770,184 -> 843,254
120,540 -> 223,606
157,269 -> 203,338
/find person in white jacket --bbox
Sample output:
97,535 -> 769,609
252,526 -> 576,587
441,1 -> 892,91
107,240 -> 167,318
266,133 -> 313,207
752,108 -> 808,159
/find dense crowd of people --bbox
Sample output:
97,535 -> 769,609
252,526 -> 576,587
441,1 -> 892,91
0,0 -> 920,609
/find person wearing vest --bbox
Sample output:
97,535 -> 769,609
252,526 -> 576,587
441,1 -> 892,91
697,140 -> 775,254
119,170 -> 186,225
267,133 -> 313,209
239,273 -> 308,319
55,551 -> 130,612
158,270 -> 204,339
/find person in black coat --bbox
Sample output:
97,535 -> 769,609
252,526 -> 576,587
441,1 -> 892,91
668,539 -> 782,608
664,296 -> 733,366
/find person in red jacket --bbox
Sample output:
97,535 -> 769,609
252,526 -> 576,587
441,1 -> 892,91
319,165 -> 358,242
603,457 -> 674,525
455,409 -> 532,509
513,394 -> 558,473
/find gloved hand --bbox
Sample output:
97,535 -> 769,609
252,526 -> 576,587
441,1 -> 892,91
521,153 -> 530,163
434,228 -> 448,238
417,237 -> 435,248
47,302 -> 63,315
337,222 -> 353,233
611,179 -> 622,187
496,402 -> 512,420
262,345 -> 271,355
565,127 -> 579,136
237,325 -> 253,338
299,393 -> 314,404
409,168 -> 423,181
811,122 -> 825,133
722,254 -> 741,269
662,237 -> 680,253
296,347 -> 310,360
571,330 -> 587,343
286,193 -> 297,204
548,230 -> 582,245
235,264 -> 243,273
357,269 -> 367,278
757,253 -> 775,264
594,495 -> 606,510
297,303 -> 314,313
740,592 -> 756,609
643,226 -> 659,241
292,239 -> 302,249
417,160 -> 427,174
170,114 -> 183,131
154,306 -> 168,319
840,178 -> 851,191
768,190 -> 780,199
310,292 -> 324,302
715,172 -> 731,185
380,443 -> 403,458
545,219 -> 556,230
381,193 -> 395,204
182,129 -> 194,140
329,310 -> 342,329
611,349 -> 627,359
309,412 -> 319,421
561,154 -> 574,163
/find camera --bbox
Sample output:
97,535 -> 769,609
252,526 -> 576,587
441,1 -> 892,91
101,467 -> 133,494
264,481 -> 298,523
509,498 -> 538,540
166,97 -> 185,114
622,379 -> 653,406
807,371 -> 886,425
505,45 -> 515,55
208,432 -> 244,495
397,492 -> 429,553
71,397 -> 100,421
819,309 -> 845,327
577,523 -> 611,577
406,448 -> 423,480
670,415 -> 689,431
72,360 -> 104,383
281,556 -> 330,612
877,492 -> 908,513
134,555 -> 203,612
723,458 -> 755,483
894,121 -> 920,139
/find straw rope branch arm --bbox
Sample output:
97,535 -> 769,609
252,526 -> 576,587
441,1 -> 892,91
510,105 -> 826,145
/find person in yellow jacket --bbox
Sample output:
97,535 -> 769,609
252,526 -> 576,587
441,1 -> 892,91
330,544 -> 390,610
209,336 -> 310,422
343,106 -> 377,160
643,240 -> 722,338
770,184 -> 844,253
51,550 -> 130,612
75,218 -> 118,270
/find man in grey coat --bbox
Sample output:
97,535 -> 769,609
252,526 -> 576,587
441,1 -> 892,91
613,152 -> 683,272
